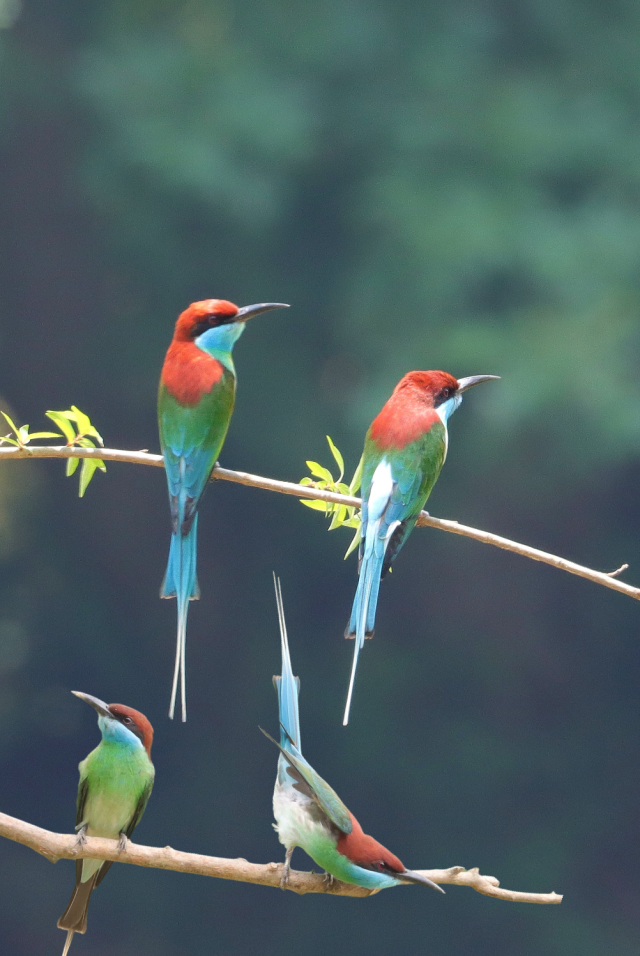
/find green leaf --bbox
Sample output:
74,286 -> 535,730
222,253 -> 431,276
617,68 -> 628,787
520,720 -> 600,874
1,411 -> 20,439
300,499 -> 330,511
326,435 -> 344,483
344,524 -> 361,560
46,411 -> 77,444
69,406 -> 103,444
328,504 -> 347,530
305,460 -> 334,482
349,454 -> 364,495
66,457 -> 79,477
18,426 -> 30,444
0,435 -> 19,446
341,515 -> 361,528
78,457 -> 105,497
28,431 -> 63,440
69,405 -> 92,435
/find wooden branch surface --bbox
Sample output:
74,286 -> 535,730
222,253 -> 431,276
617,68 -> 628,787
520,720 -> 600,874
0,811 -> 561,904
0,443 -> 637,602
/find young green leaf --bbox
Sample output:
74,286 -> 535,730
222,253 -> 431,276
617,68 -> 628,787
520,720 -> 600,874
326,435 -> 344,483
78,457 -> 106,497
300,499 -> 330,512
344,525 -> 361,560
46,411 -> 77,444
28,431 -> 63,440
349,454 -> 364,495
1,411 -> 20,439
305,461 -> 334,482
66,457 -> 79,477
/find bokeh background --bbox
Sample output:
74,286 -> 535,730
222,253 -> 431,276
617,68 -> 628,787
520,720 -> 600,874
1,1 -> 640,953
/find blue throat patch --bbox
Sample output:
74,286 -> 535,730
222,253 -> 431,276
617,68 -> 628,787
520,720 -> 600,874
438,393 -> 463,423
98,715 -> 144,750
195,322 -> 245,372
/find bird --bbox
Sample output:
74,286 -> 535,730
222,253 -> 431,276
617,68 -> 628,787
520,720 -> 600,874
343,370 -> 499,724
158,297 -> 289,720
263,575 -> 445,895
57,691 -> 155,956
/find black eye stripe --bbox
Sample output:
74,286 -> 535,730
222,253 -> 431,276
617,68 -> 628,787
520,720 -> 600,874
192,314 -> 236,337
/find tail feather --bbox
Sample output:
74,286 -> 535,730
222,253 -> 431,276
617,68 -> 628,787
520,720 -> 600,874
163,514 -> 199,722
272,575 -> 301,752
343,518 -> 395,725
57,870 -> 99,949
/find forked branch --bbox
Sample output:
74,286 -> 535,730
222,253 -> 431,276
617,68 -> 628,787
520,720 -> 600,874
0,443 -> 636,602
0,811 -> 561,904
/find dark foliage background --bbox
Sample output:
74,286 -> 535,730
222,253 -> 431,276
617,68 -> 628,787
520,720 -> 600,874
1,1 -> 640,953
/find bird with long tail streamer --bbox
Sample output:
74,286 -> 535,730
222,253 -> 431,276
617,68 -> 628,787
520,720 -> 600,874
343,370 -> 499,724
57,692 -> 155,956
159,298 -> 289,720
262,576 -> 444,894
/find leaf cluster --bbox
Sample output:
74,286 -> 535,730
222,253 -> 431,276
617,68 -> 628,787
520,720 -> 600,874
0,406 -> 106,497
300,436 -> 363,559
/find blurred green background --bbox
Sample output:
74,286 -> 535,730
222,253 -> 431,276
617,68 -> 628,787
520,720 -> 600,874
1,0 -> 640,953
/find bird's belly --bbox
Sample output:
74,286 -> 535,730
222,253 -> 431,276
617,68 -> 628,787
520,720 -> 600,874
84,791 -> 134,839
273,784 -> 331,851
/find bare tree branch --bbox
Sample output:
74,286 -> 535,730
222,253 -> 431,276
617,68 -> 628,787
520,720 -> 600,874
0,443 -> 637,602
0,811 -> 562,904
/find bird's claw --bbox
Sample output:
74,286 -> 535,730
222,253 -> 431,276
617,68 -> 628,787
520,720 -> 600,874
280,863 -> 290,889
117,833 -> 128,854
323,872 -> 335,889
73,825 -> 87,852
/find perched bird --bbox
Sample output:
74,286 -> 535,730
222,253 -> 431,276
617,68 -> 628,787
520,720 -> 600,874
58,692 -> 155,956
159,297 -> 289,720
344,370 -> 499,724
264,576 -> 444,894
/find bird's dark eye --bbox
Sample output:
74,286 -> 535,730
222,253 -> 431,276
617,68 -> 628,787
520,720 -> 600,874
123,716 -> 133,724
434,386 -> 455,407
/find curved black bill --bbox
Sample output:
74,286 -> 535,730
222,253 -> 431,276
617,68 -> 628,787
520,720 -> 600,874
71,690 -> 113,719
234,302 -> 290,322
399,869 -> 446,893
457,374 -> 500,393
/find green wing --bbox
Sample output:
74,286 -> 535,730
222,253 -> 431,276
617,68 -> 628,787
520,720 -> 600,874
261,728 -> 352,834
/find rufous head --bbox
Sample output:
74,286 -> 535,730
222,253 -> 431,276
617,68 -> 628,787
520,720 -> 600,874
394,370 -> 499,409
173,299 -> 289,342
71,691 -> 154,756
337,812 -> 444,892
108,703 -> 154,756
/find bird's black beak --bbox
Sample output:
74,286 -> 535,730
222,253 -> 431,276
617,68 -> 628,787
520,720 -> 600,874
456,374 -> 500,394
72,691 -> 113,720
398,869 -> 446,893
234,302 -> 290,323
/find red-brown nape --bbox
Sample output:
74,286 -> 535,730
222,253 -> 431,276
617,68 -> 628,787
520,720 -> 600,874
370,370 -> 460,450
172,299 -> 239,342
161,299 -> 239,405
336,812 -> 405,873
108,704 -> 154,757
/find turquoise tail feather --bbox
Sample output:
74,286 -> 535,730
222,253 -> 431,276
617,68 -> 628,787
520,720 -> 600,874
162,514 -> 200,722
272,575 -> 301,753
343,521 -> 387,725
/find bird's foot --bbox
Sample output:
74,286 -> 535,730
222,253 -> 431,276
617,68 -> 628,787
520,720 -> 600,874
323,871 -> 336,889
280,848 -> 294,889
73,825 -> 87,852
117,832 -> 129,854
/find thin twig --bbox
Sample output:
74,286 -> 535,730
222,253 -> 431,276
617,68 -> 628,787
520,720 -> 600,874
0,444 -> 637,602
0,811 -> 561,904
